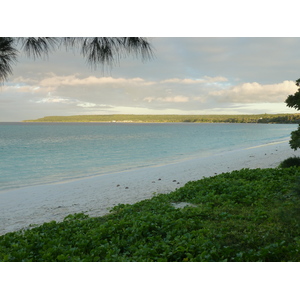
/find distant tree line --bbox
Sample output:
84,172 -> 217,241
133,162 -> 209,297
23,114 -> 300,124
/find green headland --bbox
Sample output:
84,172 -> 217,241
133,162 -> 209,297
23,113 -> 300,123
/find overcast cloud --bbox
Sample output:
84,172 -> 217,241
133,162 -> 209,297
1,37 -> 300,121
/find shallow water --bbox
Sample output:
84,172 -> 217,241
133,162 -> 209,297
0,122 -> 296,191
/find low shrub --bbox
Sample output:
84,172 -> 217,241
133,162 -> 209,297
279,156 -> 300,168
1,167 -> 300,262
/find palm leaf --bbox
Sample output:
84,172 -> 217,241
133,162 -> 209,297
0,37 -> 18,83
65,37 -> 154,67
0,37 -> 154,82
18,37 -> 60,59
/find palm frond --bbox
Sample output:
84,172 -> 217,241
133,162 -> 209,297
121,37 -> 154,60
0,37 -> 18,83
61,37 -> 84,48
80,37 -> 119,66
18,37 -> 60,59
78,37 -> 154,67
0,37 -> 154,83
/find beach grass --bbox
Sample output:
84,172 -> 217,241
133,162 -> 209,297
1,167 -> 300,262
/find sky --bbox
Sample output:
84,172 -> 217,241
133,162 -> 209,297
2,37 -> 300,121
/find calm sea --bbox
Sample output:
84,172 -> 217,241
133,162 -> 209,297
0,122 -> 297,192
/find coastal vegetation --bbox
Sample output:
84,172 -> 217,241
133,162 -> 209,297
23,113 -> 300,124
285,79 -> 300,150
279,156 -> 300,168
1,167 -> 300,262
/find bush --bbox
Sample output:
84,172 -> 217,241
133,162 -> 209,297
279,156 -> 300,168
2,167 -> 300,262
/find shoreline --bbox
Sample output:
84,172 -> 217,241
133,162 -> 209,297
0,136 -> 292,194
0,140 -> 299,236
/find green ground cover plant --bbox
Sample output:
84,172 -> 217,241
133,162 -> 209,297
1,167 -> 300,262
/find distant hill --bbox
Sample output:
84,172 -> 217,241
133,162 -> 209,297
23,114 -> 300,124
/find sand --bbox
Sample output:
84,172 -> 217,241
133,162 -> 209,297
1,139 -> 299,236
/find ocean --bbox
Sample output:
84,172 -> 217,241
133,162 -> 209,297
0,122 -> 297,192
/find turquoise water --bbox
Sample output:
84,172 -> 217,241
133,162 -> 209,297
0,122 -> 296,191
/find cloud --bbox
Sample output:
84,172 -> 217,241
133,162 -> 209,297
2,84 -> 49,94
160,76 -> 228,84
3,80 -> 55,94
228,102 -> 296,114
34,97 -> 74,104
76,102 -> 97,108
4,73 -> 214,110
12,76 -> 40,85
38,75 -> 154,87
31,95 -> 100,109
209,80 -> 298,103
3,69 -> 299,122
143,96 -> 189,103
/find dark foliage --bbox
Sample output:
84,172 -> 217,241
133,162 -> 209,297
0,37 -> 18,82
279,156 -> 300,168
285,79 -> 300,150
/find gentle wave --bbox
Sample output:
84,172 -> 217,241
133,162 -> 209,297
0,122 -> 296,191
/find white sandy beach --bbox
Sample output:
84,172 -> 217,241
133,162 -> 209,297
0,139 -> 299,236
